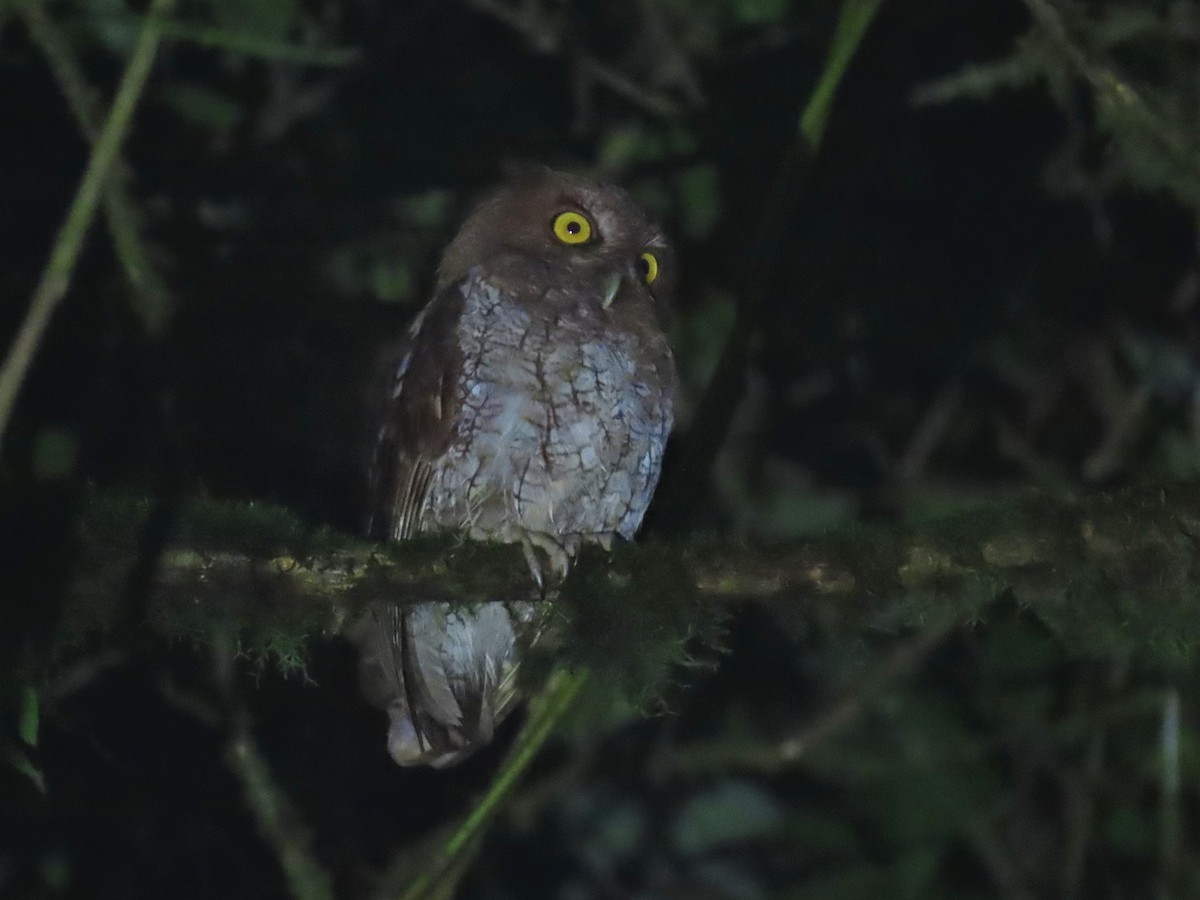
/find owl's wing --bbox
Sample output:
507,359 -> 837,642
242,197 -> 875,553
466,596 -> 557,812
367,281 -> 467,541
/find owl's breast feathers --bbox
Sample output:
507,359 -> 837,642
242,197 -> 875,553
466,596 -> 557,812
370,264 -> 675,547
362,259 -> 674,767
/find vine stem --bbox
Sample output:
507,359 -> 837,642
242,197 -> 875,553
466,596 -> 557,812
0,0 -> 175,451
659,0 -> 885,524
20,4 -> 173,335
398,668 -> 589,900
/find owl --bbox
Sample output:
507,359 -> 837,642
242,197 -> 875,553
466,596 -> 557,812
357,168 -> 677,767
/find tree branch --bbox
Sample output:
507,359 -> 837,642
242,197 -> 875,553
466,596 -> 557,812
53,482 -> 1200,676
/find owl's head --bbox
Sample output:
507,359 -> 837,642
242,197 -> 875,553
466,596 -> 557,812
436,168 -> 675,316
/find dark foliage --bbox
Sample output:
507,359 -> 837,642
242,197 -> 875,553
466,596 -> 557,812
4,0 -> 1200,896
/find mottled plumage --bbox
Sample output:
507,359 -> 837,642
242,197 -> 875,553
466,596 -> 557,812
358,169 -> 676,766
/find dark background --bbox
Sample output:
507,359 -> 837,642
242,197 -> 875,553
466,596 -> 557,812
4,0 -> 1200,896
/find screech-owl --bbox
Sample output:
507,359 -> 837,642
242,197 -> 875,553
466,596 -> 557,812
356,168 -> 676,767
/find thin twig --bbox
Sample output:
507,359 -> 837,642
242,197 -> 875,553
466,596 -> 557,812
577,56 -> 686,119
895,380 -> 965,484
460,0 -> 686,119
462,0 -> 560,54
0,0 -> 175,451
1059,727 -> 1104,896
20,4 -> 173,335
659,0 -> 885,524
1160,685 -> 1181,890
1018,0 -> 1200,177
966,816 -> 1037,900
661,617 -> 956,776
398,669 -> 588,900
226,715 -> 335,900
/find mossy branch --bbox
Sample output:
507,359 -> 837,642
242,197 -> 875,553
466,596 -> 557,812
53,482 -> 1200,677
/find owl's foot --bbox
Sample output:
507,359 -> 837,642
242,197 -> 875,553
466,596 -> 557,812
519,531 -> 579,594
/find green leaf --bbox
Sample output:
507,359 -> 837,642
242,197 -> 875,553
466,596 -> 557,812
778,809 -> 859,853
39,849 -> 72,891
160,83 -> 243,130
733,0 -> 791,26
588,801 -> 647,858
784,866 -> 888,900
31,428 -> 78,481
911,55 -> 1046,107
157,19 -> 361,66
1104,802 -> 1156,856
677,165 -> 720,240
393,190 -> 454,229
19,685 -> 39,747
889,847 -> 941,899
671,779 -> 785,854
207,0 -> 297,40
370,259 -> 413,304
799,0 -> 884,147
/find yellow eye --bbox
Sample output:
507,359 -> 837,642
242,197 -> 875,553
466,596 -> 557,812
639,251 -> 659,285
552,211 -> 593,244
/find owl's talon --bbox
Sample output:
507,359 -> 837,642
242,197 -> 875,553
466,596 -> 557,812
518,531 -> 578,593
520,538 -> 547,594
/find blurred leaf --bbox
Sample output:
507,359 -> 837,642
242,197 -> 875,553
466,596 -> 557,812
371,259 -> 414,304
912,54 -> 1046,107
393,189 -> 454,229
733,0 -> 791,26
75,9 -> 359,66
889,847 -> 941,899
875,769 -> 988,846
19,685 -> 39,747
207,0 -> 296,40
586,799 -> 647,859
4,747 -> 45,794
677,164 -> 720,239
747,480 -> 858,537
31,428 -> 78,481
76,0 -> 140,52
39,848 -> 71,890
978,615 -> 1061,678
599,126 -> 664,169
325,238 -> 420,304
598,124 -> 695,170
689,859 -> 767,899
159,82 -> 242,130
1094,5 -> 1164,47
156,18 -> 360,65
1104,802 -> 1156,856
671,290 -> 737,414
599,126 -> 654,169
1156,430 -> 1200,480
672,779 -> 785,854
783,866 -> 888,900
554,676 -> 645,743
799,0 -> 884,146
987,684 -> 1056,731
778,809 -> 859,854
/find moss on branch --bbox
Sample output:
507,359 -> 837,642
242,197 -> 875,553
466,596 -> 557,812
57,482 -> 1200,681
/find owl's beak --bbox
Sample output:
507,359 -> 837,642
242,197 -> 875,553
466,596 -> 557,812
600,270 -> 623,310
